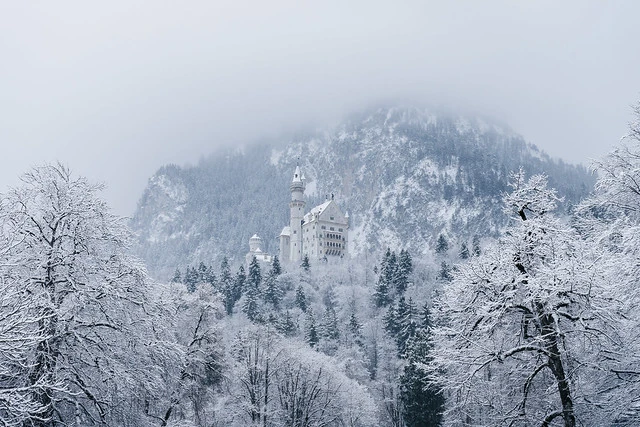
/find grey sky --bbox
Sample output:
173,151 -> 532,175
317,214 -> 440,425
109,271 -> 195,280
1,1 -> 639,216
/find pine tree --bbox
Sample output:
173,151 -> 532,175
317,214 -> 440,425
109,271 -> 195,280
396,249 -> 413,294
220,257 -> 235,315
197,261 -> 208,283
348,312 -> 364,347
205,265 -> 217,289
321,306 -> 340,341
295,285 -> 307,312
395,296 -> 417,358
185,266 -> 199,292
472,234 -> 481,257
277,311 -> 297,337
270,255 -> 282,276
459,242 -> 470,259
171,267 -> 182,284
242,285 -> 259,322
374,277 -> 392,308
262,275 -> 282,310
301,254 -> 310,272
247,256 -> 262,291
435,234 -> 449,254
374,249 -> 393,307
306,310 -> 319,348
400,303 -> 444,427
383,304 -> 398,336
263,256 -> 283,309
233,265 -> 246,305
437,261 -> 453,282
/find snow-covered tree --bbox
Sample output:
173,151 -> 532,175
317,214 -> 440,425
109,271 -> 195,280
295,285 -> 308,312
458,242 -> 470,260
429,171 -> 625,426
0,164 -> 168,425
0,249 -> 56,426
400,302 -> 444,427
572,105 -> 640,423
435,234 -> 449,254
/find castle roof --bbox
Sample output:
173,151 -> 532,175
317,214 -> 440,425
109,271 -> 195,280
292,165 -> 302,183
303,200 -> 332,224
280,226 -> 291,236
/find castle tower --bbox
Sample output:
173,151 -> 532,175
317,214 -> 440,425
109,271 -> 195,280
249,234 -> 262,252
289,165 -> 305,262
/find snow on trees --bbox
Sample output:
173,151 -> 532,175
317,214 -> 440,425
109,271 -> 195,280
573,106 -> 640,423
429,171 -> 627,426
0,164 -> 172,425
222,325 -> 377,427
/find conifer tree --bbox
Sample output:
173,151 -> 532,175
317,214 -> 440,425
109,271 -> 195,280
262,275 -> 282,310
197,261 -> 208,283
219,257 -> 235,315
321,306 -> 340,341
242,285 -> 259,322
435,234 -> 449,254
374,278 -> 392,308
233,265 -> 246,306
400,303 -> 444,427
277,311 -> 297,337
472,234 -> 481,257
396,249 -> 413,294
262,256 -> 283,309
459,242 -> 470,259
205,265 -> 217,289
383,304 -> 398,336
301,254 -> 310,272
171,267 -> 182,283
270,255 -> 281,276
295,285 -> 307,312
306,309 -> 319,348
185,266 -> 199,292
437,261 -> 453,282
374,249 -> 394,307
395,296 -> 417,358
348,312 -> 364,347
247,256 -> 262,291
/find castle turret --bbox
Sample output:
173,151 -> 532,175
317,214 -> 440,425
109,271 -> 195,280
289,165 -> 305,262
249,234 -> 262,252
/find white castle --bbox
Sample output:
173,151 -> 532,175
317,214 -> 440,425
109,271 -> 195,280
279,165 -> 349,263
245,165 -> 349,265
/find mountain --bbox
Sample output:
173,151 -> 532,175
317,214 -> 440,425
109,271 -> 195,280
131,105 -> 594,279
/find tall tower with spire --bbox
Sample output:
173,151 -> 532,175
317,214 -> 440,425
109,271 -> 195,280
289,165 -> 305,262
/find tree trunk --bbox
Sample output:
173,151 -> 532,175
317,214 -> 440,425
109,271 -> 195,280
539,309 -> 575,427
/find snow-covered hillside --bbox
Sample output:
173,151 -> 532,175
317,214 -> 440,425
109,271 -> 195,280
131,105 -> 594,279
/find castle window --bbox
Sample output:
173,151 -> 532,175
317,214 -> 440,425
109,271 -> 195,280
330,216 -> 334,220
321,226 -> 326,230
339,228 -> 343,232
293,230 -> 296,234
330,227 -> 334,231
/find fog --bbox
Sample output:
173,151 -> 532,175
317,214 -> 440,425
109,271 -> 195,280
1,1 -> 639,216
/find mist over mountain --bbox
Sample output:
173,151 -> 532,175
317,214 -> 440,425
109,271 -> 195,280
131,105 -> 594,279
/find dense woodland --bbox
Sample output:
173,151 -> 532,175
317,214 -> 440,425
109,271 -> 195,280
1,105 -> 639,426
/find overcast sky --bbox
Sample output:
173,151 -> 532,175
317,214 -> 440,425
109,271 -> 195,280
1,1 -> 639,216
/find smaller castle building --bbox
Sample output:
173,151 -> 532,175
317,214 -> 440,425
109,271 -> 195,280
245,234 -> 273,265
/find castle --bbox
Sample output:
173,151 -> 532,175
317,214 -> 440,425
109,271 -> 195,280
246,165 -> 349,264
